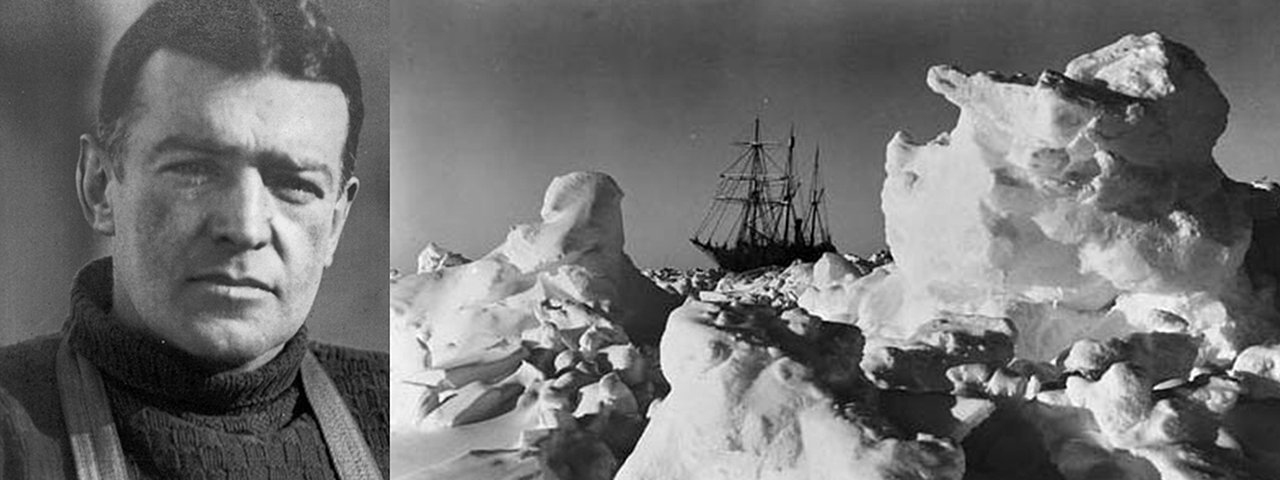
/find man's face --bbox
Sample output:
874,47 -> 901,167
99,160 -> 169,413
102,50 -> 356,370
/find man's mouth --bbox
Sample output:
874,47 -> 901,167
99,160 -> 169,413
189,273 -> 277,296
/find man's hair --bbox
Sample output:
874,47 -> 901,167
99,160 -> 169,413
98,0 -> 363,181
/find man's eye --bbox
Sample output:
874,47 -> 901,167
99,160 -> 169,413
272,176 -> 326,202
163,161 -> 217,183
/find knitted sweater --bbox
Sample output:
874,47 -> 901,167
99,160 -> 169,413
0,259 -> 389,479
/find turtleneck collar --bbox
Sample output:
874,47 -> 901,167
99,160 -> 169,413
66,257 -> 308,412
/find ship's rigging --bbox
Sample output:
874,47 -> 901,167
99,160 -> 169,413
691,119 -> 836,272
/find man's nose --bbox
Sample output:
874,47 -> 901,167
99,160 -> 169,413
209,170 -> 272,250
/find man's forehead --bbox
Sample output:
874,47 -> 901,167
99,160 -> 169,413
130,49 -> 349,174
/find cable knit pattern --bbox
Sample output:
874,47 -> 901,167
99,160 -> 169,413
0,258 -> 389,479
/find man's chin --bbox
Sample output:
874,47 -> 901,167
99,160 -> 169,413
168,317 -> 297,373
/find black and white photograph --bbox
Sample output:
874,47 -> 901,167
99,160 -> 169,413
5,0 -> 1280,479
390,1 -> 1280,479
0,0 -> 390,478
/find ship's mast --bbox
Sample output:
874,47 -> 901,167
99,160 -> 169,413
806,144 -> 831,245
783,125 -> 796,245
739,118 -> 761,247
692,118 -> 805,252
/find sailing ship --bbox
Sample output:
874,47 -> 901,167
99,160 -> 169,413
691,119 -> 837,272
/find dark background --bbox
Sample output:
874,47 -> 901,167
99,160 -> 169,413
392,0 -> 1280,272
0,0 -> 390,351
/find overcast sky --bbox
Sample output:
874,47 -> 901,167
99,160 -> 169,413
392,0 -> 1280,271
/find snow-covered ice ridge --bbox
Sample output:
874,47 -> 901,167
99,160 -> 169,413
877,32 -> 1277,365
391,34 -> 1280,480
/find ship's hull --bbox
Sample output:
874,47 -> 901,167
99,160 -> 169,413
690,238 -> 837,272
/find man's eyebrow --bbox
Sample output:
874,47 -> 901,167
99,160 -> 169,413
152,134 -> 240,156
258,152 -> 336,185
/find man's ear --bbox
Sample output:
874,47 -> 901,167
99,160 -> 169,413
77,134 -> 117,236
323,176 -> 359,267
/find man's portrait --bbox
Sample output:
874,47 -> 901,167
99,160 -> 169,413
0,0 -> 390,478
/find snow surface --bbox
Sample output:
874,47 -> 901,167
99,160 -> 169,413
390,172 -> 678,479
390,34 -> 1280,480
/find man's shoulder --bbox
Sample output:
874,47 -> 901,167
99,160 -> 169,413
0,334 -> 73,478
0,334 -> 62,401
305,340 -> 389,413
0,334 -> 64,423
307,341 -> 389,378
306,341 -> 389,474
